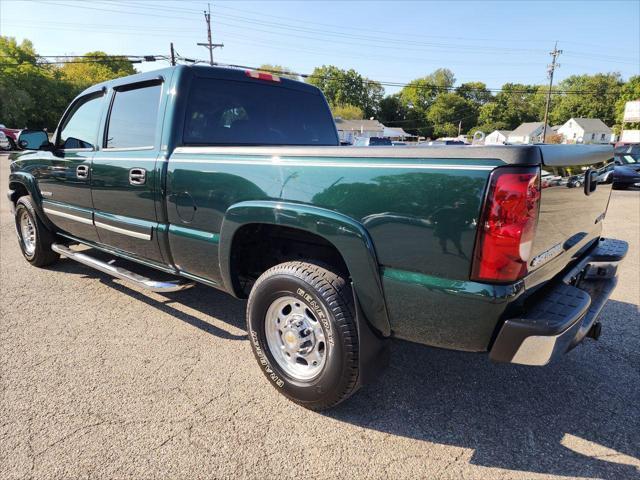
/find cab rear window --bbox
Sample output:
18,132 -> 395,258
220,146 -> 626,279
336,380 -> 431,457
183,78 -> 338,146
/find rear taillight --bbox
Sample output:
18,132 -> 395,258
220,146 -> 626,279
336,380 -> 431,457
471,166 -> 541,283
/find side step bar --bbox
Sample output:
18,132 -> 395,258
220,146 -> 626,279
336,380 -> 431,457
51,243 -> 195,293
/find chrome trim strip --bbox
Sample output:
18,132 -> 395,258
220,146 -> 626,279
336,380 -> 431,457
95,221 -> 152,240
169,158 -> 494,171
51,243 -> 193,293
101,146 -> 154,152
43,207 -> 93,225
91,157 -> 157,161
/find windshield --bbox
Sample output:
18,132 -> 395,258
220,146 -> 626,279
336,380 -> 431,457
615,154 -> 639,165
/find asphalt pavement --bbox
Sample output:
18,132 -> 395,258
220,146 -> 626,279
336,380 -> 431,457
1,154 -> 639,479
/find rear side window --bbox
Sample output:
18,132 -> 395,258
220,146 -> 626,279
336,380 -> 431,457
58,93 -> 104,150
106,83 -> 161,149
183,78 -> 338,146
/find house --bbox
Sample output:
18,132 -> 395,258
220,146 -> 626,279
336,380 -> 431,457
557,118 -> 612,144
507,122 -> 548,144
485,130 -> 511,145
382,126 -> 413,140
334,118 -> 384,144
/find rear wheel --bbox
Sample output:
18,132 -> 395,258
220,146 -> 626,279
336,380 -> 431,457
246,261 -> 359,410
14,196 -> 59,267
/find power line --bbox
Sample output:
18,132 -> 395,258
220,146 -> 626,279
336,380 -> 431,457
35,1 -> 638,65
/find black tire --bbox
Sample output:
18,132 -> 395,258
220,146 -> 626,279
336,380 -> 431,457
246,261 -> 359,410
14,196 -> 59,267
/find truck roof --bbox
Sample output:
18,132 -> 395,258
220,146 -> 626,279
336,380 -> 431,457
79,64 -> 319,97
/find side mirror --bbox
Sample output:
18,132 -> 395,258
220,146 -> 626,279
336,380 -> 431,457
17,130 -> 51,151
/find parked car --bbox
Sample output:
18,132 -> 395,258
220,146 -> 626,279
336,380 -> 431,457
8,65 -> 627,410
596,163 -> 615,184
0,125 -> 21,150
567,174 -> 584,188
353,136 -> 392,146
613,144 -> 640,189
541,169 -> 563,188
0,131 -> 11,151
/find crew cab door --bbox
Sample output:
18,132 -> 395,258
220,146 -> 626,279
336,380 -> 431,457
39,90 -> 106,243
91,79 -> 166,264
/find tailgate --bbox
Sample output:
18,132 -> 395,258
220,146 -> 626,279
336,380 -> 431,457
526,145 -> 614,287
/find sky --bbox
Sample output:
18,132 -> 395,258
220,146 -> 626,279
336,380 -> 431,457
1,0 -> 639,95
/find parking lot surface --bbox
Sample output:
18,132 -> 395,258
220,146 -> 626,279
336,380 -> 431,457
1,154 -> 639,479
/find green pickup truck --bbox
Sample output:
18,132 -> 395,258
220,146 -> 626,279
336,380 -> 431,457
8,65 -> 628,410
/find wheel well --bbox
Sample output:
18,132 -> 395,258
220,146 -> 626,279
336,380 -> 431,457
229,224 -> 349,297
9,182 -> 29,204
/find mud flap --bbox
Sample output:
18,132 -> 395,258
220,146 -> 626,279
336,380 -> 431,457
352,283 -> 390,388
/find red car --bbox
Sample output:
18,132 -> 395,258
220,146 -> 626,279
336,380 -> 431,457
0,125 -> 21,150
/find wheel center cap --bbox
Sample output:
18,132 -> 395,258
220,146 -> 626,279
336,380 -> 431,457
283,330 -> 298,346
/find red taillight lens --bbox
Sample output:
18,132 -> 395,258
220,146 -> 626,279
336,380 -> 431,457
245,69 -> 281,82
471,166 -> 541,283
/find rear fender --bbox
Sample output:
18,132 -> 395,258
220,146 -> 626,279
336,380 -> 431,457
219,200 -> 391,336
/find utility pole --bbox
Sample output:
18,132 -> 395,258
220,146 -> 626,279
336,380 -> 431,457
170,42 -> 175,66
542,41 -> 562,142
458,120 -> 462,137
197,3 -> 223,65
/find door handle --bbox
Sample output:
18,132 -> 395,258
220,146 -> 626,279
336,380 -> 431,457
129,168 -> 147,185
76,165 -> 89,179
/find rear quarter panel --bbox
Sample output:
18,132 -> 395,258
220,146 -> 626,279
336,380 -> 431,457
166,148 -> 505,350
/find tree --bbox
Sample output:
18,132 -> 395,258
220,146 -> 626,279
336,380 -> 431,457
307,65 -> 383,117
477,83 -> 545,130
0,36 -> 60,128
331,104 -> 364,119
426,93 -> 476,137
378,94 -> 407,125
258,64 -> 300,81
0,39 -> 138,129
60,51 -> 136,90
549,73 -> 623,126
393,68 -> 458,137
456,81 -> 493,105
398,68 -> 456,113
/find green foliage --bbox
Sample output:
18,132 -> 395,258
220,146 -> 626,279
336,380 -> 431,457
257,64 -> 300,81
549,73 -> 623,126
0,37 -> 136,130
331,104 -> 364,119
399,68 -> 456,112
307,65 -> 383,117
456,81 -> 493,105
60,51 -> 135,89
477,84 -> 545,130
426,93 -> 476,137
1,36 -> 634,140
378,94 -> 407,124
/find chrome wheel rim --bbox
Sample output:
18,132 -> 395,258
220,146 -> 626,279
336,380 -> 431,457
264,295 -> 327,381
19,211 -> 36,255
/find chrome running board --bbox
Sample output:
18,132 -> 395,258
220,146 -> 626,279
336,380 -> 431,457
51,243 -> 194,293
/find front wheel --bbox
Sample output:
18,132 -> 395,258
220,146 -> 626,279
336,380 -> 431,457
14,196 -> 59,267
246,261 -> 359,410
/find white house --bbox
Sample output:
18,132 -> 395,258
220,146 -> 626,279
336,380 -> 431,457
507,122 -> 548,144
334,118 -> 384,144
485,130 -> 511,145
557,118 -> 612,144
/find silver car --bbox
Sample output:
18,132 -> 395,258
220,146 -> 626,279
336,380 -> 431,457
0,131 -> 11,151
